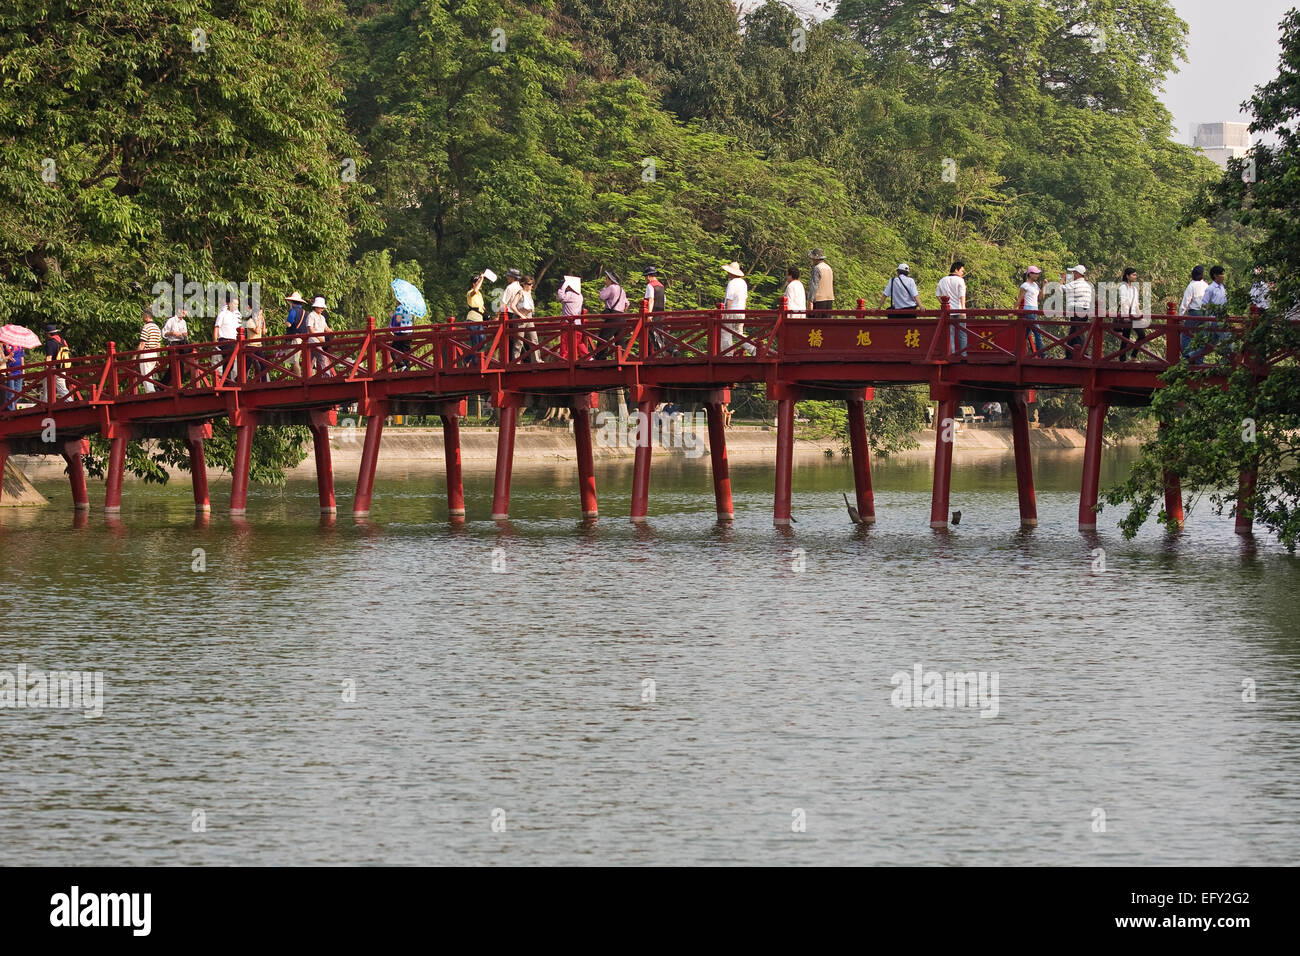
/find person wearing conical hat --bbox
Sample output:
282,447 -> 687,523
722,261 -> 752,356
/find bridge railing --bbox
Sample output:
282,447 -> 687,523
0,307 -> 1277,422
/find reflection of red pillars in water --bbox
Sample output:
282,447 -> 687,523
0,440 -> 9,504
772,385 -> 800,526
846,391 -> 875,524
1010,390 -> 1037,527
63,437 -> 90,510
104,423 -> 131,513
442,399 -> 466,519
1235,466 -> 1257,534
308,410 -> 335,514
187,422 -> 212,512
930,391 -> 958,528
630,387 -> 658,522
573,393 -> 598,518
352,400 -> 387,517
705,390 -> 733,521
491,392 -> 522,520
229,411 -> 258,515
1078,394 -> 1109,531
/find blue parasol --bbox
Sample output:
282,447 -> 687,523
391,278 -> 428,320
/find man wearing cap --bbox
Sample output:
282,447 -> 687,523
1016,267 -> 1044,356
160,306 -> 190,386
306,296 -> 332,376
722,261 -> 751,355
597,271 -> 629,359
934,262 -> 966,356
42,323 -> 71,401
809,250 -> 833,313
284,291 -> 307,375
1060,265 -> 1093,360
881,263 -> 920,314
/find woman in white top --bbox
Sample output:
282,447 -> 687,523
1178,265 -> 1209,361
1015,267 -> 1043,356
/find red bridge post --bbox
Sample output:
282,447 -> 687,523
308,409 -> 336,515
846,388 -> 875,524
441,398 -> 466,520
630,385 -> 658,523
229,409 -> 258,515
104,421 -> 132,513
1078,390 -> 1109,531
705,388 -> 733,521
491,391 -> 522,520
930,386 -> 959,528
1235,465 -> 1257,534
62,437 -> 90,510
772,383 -> 801,526
572,392 -> 599,519
1158,422 -> 1185,529
352,399 -> 388,518
187,422 -> 212,512
1011,390 -> 1037,527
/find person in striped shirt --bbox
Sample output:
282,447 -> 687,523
138,308 -> 162,393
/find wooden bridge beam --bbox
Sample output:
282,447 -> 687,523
1011,390 -> 1037,528
1078,390 -> 1110,532
571,392 -> 599,519
930,384 -> 960,529
771,383 -> 802,526
846,389 -> 876,525
352,400 -> 388,518
62,437 -> 90,511
491,391 -> 523,520
440,399 -> 466,520
308,409 -> 336,515
704,388 -> 734,522
229,410 -> 258,515
630,385 -> 659,523
186,422 -> 212,513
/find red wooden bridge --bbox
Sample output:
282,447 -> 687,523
0,301 -> 1271,532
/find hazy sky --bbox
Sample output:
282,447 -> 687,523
781,0 -> 1295,143
1163,0 -> 1294,142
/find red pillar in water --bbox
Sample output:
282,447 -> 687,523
441,398 -> 466,519
491,391 -> 522,520
1010,390 -> 1037,527
308,409 -> 336,514
1078,391 -> 1109,531
846,389 -> 876,524
103,422 -> 131,513
187,422 -> 212,513
930,387 -> 959,528
62,437 -> 90,510
630,386 -> 658,522
572,392 -> 599,519
229,410 -> 258,514
772,384 -> 800,526
1235,466 -> 1257,535
705,388 -> 733,521
352,400 -> 388,517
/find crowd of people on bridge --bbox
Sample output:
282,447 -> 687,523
1,250 -> 1285,412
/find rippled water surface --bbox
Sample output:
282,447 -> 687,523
2,448 -> 1297,865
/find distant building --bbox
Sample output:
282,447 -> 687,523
1192,122 -> 1252,169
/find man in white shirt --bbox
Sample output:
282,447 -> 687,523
1179,265 -> 1210,362
934,261 -> 967,357
783,265 -> 807,318
880,263 -> 920,313
1196,265 -> 1230,363
1061,265 -> 1094,359
160,308 -> 189,386
214,295 -> 243,376
722,261 -> 750,355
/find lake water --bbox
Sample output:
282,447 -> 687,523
1,449 -> 1297,865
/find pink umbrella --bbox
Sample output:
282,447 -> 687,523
0,325 -> 41,349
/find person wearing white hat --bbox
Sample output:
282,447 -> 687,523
556,274 -> 587,360
306,296 -> 332,376
1059,265 -> 1093,359
1016,266 -> 1044,356
722,261 -> 751,355
880,263 -> 920,312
